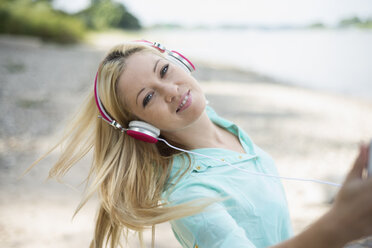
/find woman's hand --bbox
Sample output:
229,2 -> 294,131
327,143 -> 372,244
272,143 -> 372,248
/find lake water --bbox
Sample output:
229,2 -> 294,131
145,29 -> 372,100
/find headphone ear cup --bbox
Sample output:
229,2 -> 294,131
127,121 -> 160,143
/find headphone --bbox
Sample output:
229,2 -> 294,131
94,40 -> 195,143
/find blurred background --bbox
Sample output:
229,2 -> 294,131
0,0 -> 372,247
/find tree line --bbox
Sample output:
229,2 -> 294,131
0,0 -> 142,43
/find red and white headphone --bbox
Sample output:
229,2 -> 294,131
94,40 -> 195,143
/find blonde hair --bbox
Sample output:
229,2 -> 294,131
28,43 -> 212,248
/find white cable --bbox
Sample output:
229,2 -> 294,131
158,138 -> 341,188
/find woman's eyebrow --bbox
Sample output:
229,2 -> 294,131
136,88 -> 145,106
153,59 -> 160,73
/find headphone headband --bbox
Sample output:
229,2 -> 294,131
94,72 -> 113,123
133,40 -> 195,72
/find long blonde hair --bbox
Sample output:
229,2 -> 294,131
27,42 -> 213,247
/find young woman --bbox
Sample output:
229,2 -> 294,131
32,41 -> 372,248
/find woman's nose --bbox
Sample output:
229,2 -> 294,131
161,84 -> 178,103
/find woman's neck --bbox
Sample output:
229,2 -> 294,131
162,112 -> 226,150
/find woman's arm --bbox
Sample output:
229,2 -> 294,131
272,144 -> 372,248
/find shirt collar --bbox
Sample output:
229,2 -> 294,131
169,106 -> 258,175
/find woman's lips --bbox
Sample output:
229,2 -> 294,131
177,90 -> 192,113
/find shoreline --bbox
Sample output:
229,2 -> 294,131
1,34 -> 372,247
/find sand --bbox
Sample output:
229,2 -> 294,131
1,34 -> 371,247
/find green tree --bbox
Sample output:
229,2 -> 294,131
77,0 -> 141,30
339,17 -> 362,27
0,0 -> 86,43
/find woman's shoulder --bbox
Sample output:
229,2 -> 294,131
163,174 -> 221,207
163,153 -> 221,202
163,154 -> 192,192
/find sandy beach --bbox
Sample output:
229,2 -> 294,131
1,34 -> 372,247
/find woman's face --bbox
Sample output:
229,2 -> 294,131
117,51 -> 206,132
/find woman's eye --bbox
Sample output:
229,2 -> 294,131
143,92 -> 154,107
160,64 -> 169,78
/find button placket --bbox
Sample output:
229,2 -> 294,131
192,164 -> 208,173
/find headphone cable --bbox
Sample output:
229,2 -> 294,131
158,138 -> 341,188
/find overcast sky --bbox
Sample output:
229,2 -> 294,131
53,0 -> 372,27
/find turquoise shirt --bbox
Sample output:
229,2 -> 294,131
162,106 -> 293,248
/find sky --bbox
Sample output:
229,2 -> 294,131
53,0 -> 372,27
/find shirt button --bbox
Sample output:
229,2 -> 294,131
238,155 -> 243,159
196,165 -> 201,170
221,158 -> 225,161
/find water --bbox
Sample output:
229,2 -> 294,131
145,29 -> 372,100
